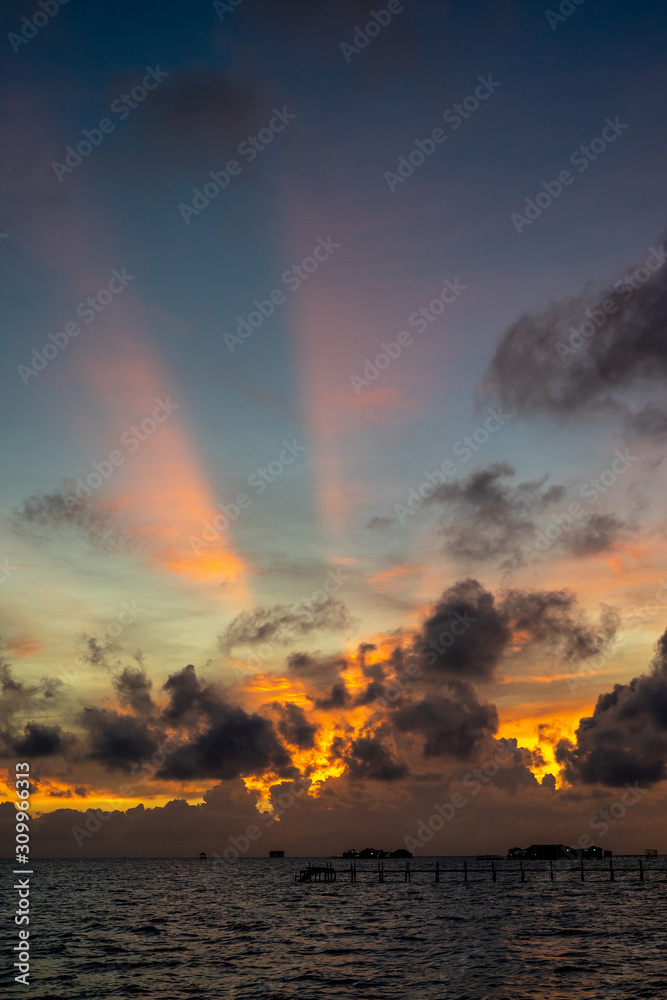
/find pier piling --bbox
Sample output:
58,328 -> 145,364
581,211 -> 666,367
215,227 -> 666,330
294,856 -> 665,886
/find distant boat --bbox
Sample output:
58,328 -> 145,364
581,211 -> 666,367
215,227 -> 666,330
198,852 -> 207,860
269,851 -> 285,858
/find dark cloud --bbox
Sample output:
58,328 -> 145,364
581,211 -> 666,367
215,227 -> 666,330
274,702 -> 318,750
428,464 -> 632,569
394,688 -> 498,760
501,590 -> 620,662
113,668 -> 155,716
354,680 -> 387,706
12,488 -> 129,555
162,663 -> 219,724
221,598 -> 355,651
344,734 -> 409,781
482,235 -> 667,438
157,708 -> 294,782
286,652 -> 346,686
430,463 -> 563,568
12,723 -> 71,758
79,635 -> 117,670
556,628 -> 667,787
0,646 -> 63,734
567,512 -> 631,556
0,658 -> 23,695
314,680 -> 351,711
158,665 -> 294,782
80,708 -> 160,773
413,579 -> 619,683
415,579 -> 512,682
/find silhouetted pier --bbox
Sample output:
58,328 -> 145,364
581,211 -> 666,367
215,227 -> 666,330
294,857 -> 667,885
295,863 -> 337,882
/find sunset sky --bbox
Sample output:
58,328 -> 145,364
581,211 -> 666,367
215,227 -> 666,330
2,0 -> 667,857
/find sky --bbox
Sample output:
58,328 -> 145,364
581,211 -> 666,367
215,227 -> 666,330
1,0 -> 667,858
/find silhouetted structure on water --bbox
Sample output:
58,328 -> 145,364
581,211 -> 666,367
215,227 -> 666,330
507,844 -> 612,860
340,847 -> 413,859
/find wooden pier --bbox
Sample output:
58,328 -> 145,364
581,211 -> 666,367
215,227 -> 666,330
295,862 -> 337,882
294,857 -> 667,885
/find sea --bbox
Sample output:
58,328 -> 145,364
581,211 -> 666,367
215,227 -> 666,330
2,856 -> 666,999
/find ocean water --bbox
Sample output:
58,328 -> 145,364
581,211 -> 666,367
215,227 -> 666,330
3,857 -> 667,999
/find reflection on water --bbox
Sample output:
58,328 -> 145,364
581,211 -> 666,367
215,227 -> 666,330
2,857 -> 666,999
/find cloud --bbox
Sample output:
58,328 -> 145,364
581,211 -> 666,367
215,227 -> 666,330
12,488 -> 130,555
157,665 -> 294,781
162,663 -> 223,723
78,635 -> 118,670
428,464 -> 632,569
354,679 -> 387,706
481,235 -> 667,438
393,688 -> 499,760
274,702 -> 318,750
566,512 -> 631,556
415,579 -> 512,682
314,680 -> 351,710
556,628 -> 667,787
221,598 -> 355,651
285,651 -> 346,686
501,590 -> 620,662
80,708 -> 160,774
0,644 -> 63,735
343,733 -> 409,781
12,723 -> 73,758
113,668 -> 155,716
413,579 -> 619,684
